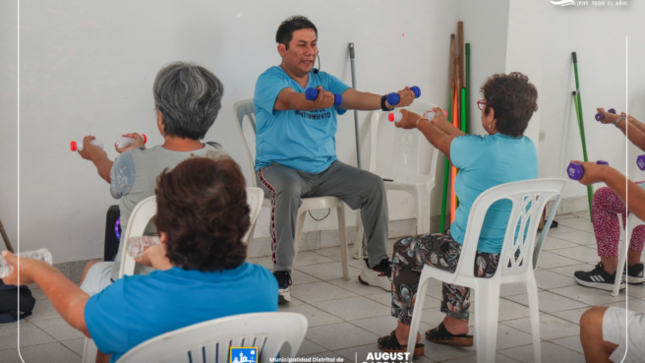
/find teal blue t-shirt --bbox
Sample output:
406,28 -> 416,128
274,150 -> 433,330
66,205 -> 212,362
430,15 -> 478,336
254,66 -> 351,173
84,263 -> 278,363
449,133 -> 538,254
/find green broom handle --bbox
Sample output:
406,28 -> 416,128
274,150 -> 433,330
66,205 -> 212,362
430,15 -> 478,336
440,94 -> 454,233
572,52 -> 594,220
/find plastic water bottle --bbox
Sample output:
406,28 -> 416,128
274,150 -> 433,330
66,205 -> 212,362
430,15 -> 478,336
304,88 -> 343,107
567,160 -> 609,180
388,109 -> 447,122
115,134 -> 147,149
70,139 -> 104,152
126,236 -> 161,259
0,248 -> 53,278
386,86 -> 421,106
595,108 -> 616,121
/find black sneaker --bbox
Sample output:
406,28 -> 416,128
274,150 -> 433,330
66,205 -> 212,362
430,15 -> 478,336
273,271 -> 292,303
574,262 -> 625,291
358,258 -> 392,291
624,263 -> 645,284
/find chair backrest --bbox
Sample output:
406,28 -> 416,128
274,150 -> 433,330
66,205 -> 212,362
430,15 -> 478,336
455,178 -> 567,284
234,99 -> 258,188
115,313 -> 308,363
118,196 -> 158,278
369,102 -> 440,182
119,187 -> 266,277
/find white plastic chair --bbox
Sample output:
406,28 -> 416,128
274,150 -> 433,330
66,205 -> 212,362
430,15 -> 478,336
233,99 -> 350,280
82,188 -> 265,363
115,312 -> 308,363
614,213 -> 645,296
353,102 -> 440,259
406,178 -> 567,363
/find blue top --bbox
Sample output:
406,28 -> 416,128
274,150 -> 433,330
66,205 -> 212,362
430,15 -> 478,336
449,133 -> 538,254
84,263 -> 278,363
254,66 -> 351,173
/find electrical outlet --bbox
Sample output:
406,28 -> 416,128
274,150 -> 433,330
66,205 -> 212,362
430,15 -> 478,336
539,130 -> 546,142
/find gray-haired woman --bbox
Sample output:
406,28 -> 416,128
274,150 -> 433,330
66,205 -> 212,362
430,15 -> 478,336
76,62 -> 224,296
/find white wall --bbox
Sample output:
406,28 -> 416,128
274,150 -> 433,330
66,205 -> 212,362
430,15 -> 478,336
0,1 -> 18,247
15,0 -> 461,263
5,0 -> 644,263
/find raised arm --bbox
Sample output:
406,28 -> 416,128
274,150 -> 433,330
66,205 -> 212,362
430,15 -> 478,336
573,161 -> 645,220
340,87 -> 415,111
597,108 -> 645,152
78,135 -> 113,183
274,86 -> 335,111
1,251 -> 90,337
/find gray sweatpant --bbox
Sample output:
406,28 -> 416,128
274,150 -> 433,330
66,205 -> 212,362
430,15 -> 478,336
257,161 -> 389,272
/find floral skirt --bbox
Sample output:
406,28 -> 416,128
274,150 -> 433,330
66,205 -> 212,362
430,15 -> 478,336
391,233 -> 499,323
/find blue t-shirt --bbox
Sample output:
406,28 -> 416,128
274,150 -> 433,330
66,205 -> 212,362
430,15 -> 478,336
254,66 -> 351,173
449,133 -> 538,254
84,263 -> 278,363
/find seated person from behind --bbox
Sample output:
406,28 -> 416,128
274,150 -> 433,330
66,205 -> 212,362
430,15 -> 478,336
2,155 -> 278,363
377,72 -> 539,355
76,61 -> 224,295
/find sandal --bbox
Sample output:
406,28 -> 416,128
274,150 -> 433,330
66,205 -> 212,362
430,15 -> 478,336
425,323 -> 473,347
377,330 -> 425,357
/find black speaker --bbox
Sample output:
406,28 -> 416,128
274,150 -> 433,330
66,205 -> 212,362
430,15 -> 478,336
104,205 -> 121,261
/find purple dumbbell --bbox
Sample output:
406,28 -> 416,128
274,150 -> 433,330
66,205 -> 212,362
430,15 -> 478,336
567,160 -> 609,180
595,108 -> 616,121
637,155 -> 645,170
386,86 -> 421,106
304,88 -> 343,107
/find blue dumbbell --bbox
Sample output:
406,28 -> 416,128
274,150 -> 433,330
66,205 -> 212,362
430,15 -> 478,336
386,86 -> 421,106
304,88 -> 343,107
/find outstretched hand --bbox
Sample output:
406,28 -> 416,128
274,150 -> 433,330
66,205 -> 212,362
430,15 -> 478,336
1,250 -> 38,286
115,133 -> 146,154
390,86 -> 416,108
394,109 -> 422,129
570,160 -> 609,185
596,108 -> 622,125
311,86 -> 335,109
78,135 -> 107,162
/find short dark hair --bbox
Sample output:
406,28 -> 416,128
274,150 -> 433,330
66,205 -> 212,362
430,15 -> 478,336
153,62 -> 224,140
275,15 -> 317,50
481,72 -> 538,137
155,154 -> 249,272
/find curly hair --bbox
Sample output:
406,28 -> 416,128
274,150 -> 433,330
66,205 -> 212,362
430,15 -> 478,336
480,72 -> 538,137
155,154 -> 249,271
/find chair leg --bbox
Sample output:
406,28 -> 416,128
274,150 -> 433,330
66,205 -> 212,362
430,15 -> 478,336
407,273 -> 430,358
415,184 -> 431,235
613,215 -> 627,297
82,338 -> 98,363
526,276 -> 542,363
474,283 -> 500,363
352,213 -> 364,260
337,206 -> 350,281
292,210 -> 307,270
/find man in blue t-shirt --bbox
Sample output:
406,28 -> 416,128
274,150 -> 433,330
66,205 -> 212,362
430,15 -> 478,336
2,156 -> 278,363
254,15 -> 417,301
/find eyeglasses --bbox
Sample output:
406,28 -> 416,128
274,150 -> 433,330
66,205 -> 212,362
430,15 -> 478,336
477,99 -> 486,111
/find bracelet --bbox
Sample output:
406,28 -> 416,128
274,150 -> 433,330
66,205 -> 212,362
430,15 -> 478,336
614,115 -> 625,128
415,117 -> 428,128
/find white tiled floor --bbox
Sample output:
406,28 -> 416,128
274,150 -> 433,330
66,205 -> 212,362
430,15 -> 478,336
2,213 -> 644,362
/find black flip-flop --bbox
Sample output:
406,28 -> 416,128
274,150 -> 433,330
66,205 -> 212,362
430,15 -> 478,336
377,330 -> 425,357
425,323 -> 473,347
